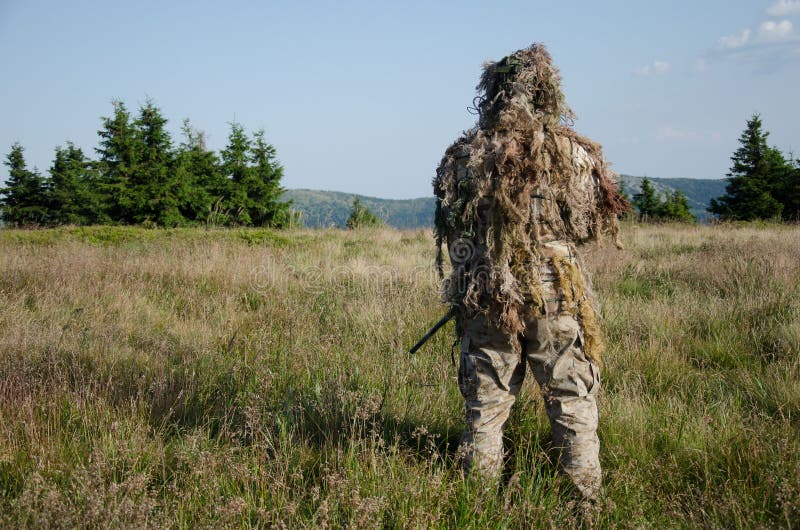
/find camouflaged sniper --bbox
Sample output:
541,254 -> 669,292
433,44 -> 627,360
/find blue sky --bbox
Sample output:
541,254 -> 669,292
1,0 -> 799,199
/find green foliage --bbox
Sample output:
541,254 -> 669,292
130,99 -> 183,226
0,143 -> 48,226
0,225 -> 309,247
709,114 -> 793,221
620,175 -> 728,220
220,123 -> 250,184
632,178 -> 660,219
47,143 -> 107,225
346,197 -> 382,229
632,178 -> 695,222
96,100 -> 139,223
92,99 -> 185,227
174,119 -> 224,223
248,130 -> 292,227
218,123 -> 292,227
2,100 -> 292,228
776,156 -> 800,221
656,190 -> 695,222
234,228 -> 293,247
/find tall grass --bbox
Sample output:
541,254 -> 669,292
0,224 -> 798,528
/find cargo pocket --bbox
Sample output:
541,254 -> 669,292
586,359 -> 601,396
570,349 -> 600,397
547,317 -> 595,397
457,336 -> 478,401
571,325 -> 600,396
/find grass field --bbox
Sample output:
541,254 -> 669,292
1,224 -> 799,528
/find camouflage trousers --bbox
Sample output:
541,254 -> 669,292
457,254 -> 602,498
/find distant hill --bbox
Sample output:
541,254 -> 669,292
284,176 -> 728,228
618,175 -> 727,220
283,189 -> 435,229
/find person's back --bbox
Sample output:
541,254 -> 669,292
433,43 -> 627,500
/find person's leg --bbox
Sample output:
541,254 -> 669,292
526,312 -> 602,499
458,312 -> 525,478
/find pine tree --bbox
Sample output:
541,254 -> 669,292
773,152 -> 800,221
779,157 -> 800,221
131,99 -> 183,226
793,159 -> 800,220
47,143 -> 106,225
249,129 -> 291,227
656,190 -> 695,222
346,197 -> 382,229
709,114 -> 784,221
96,100 -> 139,223
220,122 -> 253,225
632,178 -> 659,220
1,143 -> 48,226
175,119 -> 226,223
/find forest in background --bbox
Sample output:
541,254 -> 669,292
0,100 -> 292,228
2,111 -> 798,229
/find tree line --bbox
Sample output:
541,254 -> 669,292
3,107 -> 798,228
630,180 -> 695,222
628,114 -> 800,223
1,99 -> 293,228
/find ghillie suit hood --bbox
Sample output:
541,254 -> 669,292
433,43 -> 628,360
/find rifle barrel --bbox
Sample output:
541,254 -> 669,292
408,307 -> 456,354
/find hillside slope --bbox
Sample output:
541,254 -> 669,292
618,175 -> 727,220
284,176 -> 728,228
283,189 -> 434,229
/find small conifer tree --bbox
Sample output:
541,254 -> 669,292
632,178 -> 659,220
1,143 -> 48,226
346,197 -> 382,229
709,114 -> 785,221
656,190 -> 695,222
47,143 -> 106,225
131,99 -> 183,226
96,100 -> 138,223
248,130 -> 292,227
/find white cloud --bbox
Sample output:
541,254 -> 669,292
766,0 -> 800,17
653,61 -> 671,74
718,28 -> 752,49
710,13 -> 800,71
635,60 -> 671,76
758,19 -> 794,41
716,19 -> 797,51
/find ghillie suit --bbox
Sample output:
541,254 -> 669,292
434,44 -> 626,359
433,43 -> 627,499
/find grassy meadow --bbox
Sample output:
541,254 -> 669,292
1,223 -> 799,528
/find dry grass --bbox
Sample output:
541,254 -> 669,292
0,223 -> 799,528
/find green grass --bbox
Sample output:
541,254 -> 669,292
0,225 -> 300,248
0,223 -> 799,528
